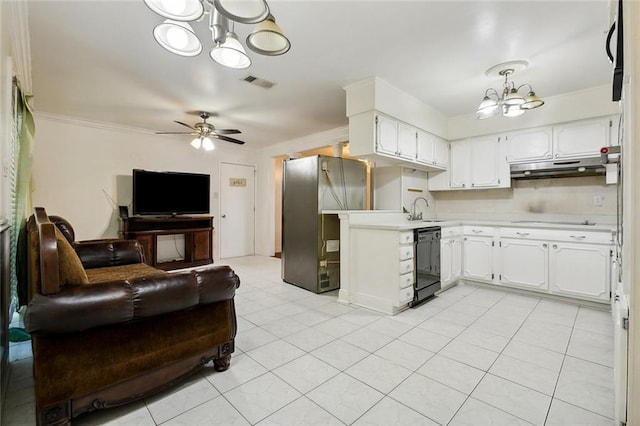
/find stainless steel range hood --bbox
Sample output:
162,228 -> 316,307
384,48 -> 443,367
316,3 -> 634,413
510,157 -> 606,179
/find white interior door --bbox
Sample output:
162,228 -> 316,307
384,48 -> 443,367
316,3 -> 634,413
220,163 -> 255,259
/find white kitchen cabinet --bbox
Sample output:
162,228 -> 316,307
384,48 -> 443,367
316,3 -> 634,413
505,127 -> 553,162
553,117 -> 612,159
549,241 -> 611,302
397,122 -> 417,160
498,238 -> 549,291
441,231 -> 462,287
372,166 -> 430,212
376,114 -> 400,157
462,226 -> 495,283
417,130 -> 449,169
430,136 -> 509,190
433,137 -> 449,168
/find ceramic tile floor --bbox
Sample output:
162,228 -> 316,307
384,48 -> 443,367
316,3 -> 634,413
2,255 -> 616,425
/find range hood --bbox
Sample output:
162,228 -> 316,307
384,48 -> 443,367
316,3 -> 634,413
510,157 -> 606,179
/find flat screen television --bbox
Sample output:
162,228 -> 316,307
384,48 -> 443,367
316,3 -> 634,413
132,169 -> 210,216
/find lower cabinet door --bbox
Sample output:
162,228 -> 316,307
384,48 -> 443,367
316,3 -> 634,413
462,236 -> 493,282
549,242 -> 611,302
499,239 -> 548,291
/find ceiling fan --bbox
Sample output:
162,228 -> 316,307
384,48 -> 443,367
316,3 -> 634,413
156,112 -> 245,150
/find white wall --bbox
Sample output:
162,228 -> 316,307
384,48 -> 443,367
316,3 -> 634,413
31,114 -> 256,260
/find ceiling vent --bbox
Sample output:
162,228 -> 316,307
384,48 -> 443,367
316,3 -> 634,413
242,75 -> 276,89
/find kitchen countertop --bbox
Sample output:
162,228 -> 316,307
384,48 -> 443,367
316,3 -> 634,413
325,211 -> 616,233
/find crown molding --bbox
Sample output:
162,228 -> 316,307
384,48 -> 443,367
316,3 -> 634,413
33,111 -> 157,135
6,1 -> 32,92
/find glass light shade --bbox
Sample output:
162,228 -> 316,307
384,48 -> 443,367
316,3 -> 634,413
477,107 -> 499,120
202,137 -> 215,151
209,32 -> 251,69
213,0 -> 269,24
520,91 -> 545,109
476,96 -> 498,114
144,0 -> 204,21
246,14 -> 291,56
153,20 -> 202,56
503,87 -> 525,106
190,137 -> 202,149
503,104 -> 525,118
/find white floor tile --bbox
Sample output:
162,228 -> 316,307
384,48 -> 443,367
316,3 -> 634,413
74,401 -> 155,426
566,328 -> 614,367
289,309 -> 334,326
555,356 -> 614,419
341,328 -> 394,352
352,396 -> 439,426
256,396 -> 343,426
389,373 -> 467,424
311,340 -> 370,371
489,354 -> 559,396
471,374 -> 551,426
315,302 -> 356,317
501,340 -> 565,373
273,354 -> 340,393
449,397 -> 533,426
545,398 -> 614,425
417,354 -> 485,395
455,327 -> 511,352
145,375 -> 220,424
574,308 -> 613,336
439,340 -> 499,371
246,340 -> 306,370
513,321 -> 573,354
307,373 -> 384,425
373,340 -> 435,371
162,395 -> 249,426
269,301 -> 309,317
259,316 -> 310,338
204,353 -> 268,393
312,316 -> 363,338
340,309 -> 385,327
223,372 -> 301,424
417,317 -> 466,338
345,354 -> 413,393
242,308 -> 287,327
398,327 -> 452,353
234,327 -> 279,352
283,327 -> 337,352
433,308 -> 479,327
364,317 -> 414,338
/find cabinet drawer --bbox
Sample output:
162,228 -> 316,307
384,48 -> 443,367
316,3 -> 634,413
399,231 -> 414,244
500,227 -> 552,241
442,226 -> 462,238
463,226 -> 495,236
399,286 -> 414,303
501,227 -> 613,244
399,259 -> 414,274
399,245 -> 414,261
399,272 -> 414,289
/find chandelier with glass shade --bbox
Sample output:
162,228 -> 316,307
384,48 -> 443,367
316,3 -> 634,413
476,61 -> 544,120
143,0 -> 291,69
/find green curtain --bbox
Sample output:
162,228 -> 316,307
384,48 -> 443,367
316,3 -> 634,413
9,83 -> 35,318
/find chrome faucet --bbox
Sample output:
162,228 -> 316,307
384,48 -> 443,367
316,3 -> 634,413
408,197 -> 429,221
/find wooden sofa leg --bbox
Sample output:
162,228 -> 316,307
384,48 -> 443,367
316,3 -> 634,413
213,355 -> 232,372
38,403 -> 71,426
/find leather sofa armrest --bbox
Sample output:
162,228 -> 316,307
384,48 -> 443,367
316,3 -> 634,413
74,239 -> 145,269
194,265 -> 240,304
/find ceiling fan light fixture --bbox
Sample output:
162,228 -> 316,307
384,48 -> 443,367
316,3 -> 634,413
153,20 -> 202,56
520,91 -> 545,109
502,104 -> 525,118
144,0 -> 205,21
210,31 -> 252,69
190,137 -> 202,149
503,87 -> 525,106
212,0 -> 270,24
202,137 -> 215,151
246,14 -> 291,56
476,95 -> 498,114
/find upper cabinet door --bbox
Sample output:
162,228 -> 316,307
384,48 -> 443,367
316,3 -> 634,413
449,141 -> 469,188
376,114 -> 399,156
553,117 -> 611,159
469,136 -> 501,187
397,122 -> 417,160
433,136 -> 449,168
416,129 -> 435,165
506,127 -> 553,162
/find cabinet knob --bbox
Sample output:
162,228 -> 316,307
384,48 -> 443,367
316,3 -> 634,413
553,244 -> 558,249
222,215 -> 227,218
543,243 -> 548,248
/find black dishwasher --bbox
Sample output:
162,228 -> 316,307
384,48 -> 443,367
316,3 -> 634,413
410,227 -> 441,307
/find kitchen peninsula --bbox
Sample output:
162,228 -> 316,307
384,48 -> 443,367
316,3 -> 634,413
335,210 -> 616,315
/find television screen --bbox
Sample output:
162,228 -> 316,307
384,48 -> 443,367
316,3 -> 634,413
132,169 -> 210,216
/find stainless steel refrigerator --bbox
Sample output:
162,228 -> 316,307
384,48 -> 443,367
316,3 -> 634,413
282,155 -> 367,293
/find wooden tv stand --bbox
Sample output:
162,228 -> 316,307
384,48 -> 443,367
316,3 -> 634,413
120,216 -> 214,271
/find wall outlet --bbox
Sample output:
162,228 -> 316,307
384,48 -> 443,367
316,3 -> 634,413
594,195 -> 604,206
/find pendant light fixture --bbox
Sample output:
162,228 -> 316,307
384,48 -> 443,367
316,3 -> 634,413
144,0 -> 290,69
476,61 -> 544,120
246,14 -> 291,56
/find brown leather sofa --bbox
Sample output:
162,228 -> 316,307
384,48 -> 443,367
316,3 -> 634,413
22,207 -> 240,426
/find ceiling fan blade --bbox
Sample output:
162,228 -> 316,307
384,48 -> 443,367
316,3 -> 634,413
156,131 -> 199,135
174,120 -> 197,131
213,129 -> 242,135
214,134 -> 245,145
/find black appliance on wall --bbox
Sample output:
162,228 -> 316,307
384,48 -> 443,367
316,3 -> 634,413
606,0 -> 624,101
411,226 -> 441,307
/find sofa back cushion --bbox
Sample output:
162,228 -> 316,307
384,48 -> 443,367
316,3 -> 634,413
55,227 -> 89,286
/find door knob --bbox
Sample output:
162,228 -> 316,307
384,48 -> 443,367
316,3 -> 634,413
222,215 -> 226,218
